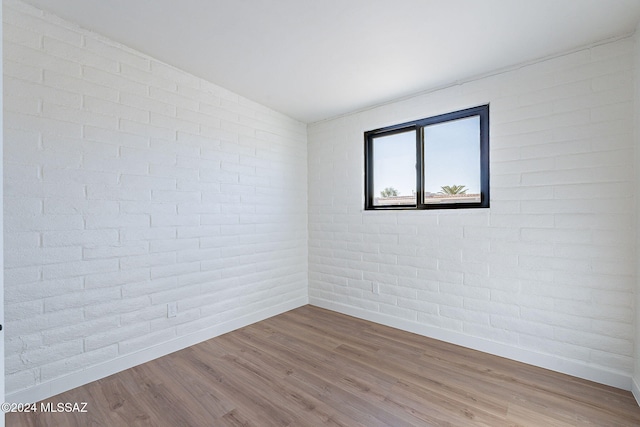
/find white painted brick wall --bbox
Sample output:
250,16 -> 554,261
308,37 -> 636,381
4,0 -> 307,396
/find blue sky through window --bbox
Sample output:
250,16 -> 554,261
423,116 -> 480,195
372,115 -> 480,199
373,130 -> 416,197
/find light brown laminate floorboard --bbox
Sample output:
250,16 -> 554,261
8,305 -> 640,426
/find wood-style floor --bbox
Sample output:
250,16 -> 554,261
8,305 -> 640,426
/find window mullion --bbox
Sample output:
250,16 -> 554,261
416,125 -> 424,208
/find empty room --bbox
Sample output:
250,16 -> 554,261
4,0 -> 640,425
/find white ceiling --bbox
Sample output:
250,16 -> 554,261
20,0 -> 640,123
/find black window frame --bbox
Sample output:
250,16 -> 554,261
364,105 -> 489,210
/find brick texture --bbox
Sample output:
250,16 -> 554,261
3,0 -> 308,395
4,0 -> 639,399
308,37 -> 636,378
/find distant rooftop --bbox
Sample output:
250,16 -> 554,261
374,193 -> 481,206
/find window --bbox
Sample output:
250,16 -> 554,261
364,105 -> 489,210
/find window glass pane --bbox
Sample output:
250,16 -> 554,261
423,116 -> 481,204
372,130 -> 416,206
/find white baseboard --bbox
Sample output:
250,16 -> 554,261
632,377 -> 640,406
9,296 -> 634,404
6,296 -> 308,404
309,298 -> 632,391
